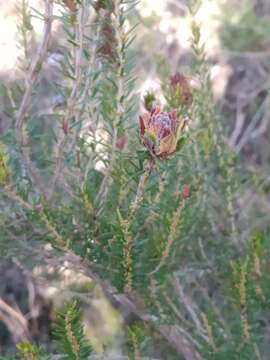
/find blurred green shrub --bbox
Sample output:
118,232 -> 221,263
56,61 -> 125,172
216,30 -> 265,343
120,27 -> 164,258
0,0 -> 270,359
219,0 -> 270,51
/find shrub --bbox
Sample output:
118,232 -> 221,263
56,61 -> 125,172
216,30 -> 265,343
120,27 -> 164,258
0,0 -> 269,359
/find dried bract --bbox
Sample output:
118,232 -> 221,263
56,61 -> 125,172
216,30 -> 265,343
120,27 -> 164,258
139,106 -> 184,159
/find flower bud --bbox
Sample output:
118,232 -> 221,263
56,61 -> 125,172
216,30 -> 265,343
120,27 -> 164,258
139,106 -> 185,159
181,184 -> 190,199
116,135 -> 128,150
97,15 -> 118,63
170,72 -> 192,107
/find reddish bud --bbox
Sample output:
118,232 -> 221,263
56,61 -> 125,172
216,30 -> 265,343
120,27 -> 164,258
62,119 -> 69,135
139,106 -> 183,159
170,72 -> 192,106
97,15 -> 117,63
116,135 -> 128,150
182,184 -> 190,199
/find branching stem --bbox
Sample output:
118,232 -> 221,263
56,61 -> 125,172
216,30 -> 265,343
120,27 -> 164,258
15,0 -> 54,198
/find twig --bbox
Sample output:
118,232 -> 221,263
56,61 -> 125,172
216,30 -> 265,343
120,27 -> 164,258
150,191 -> 185,275
3,186 -> 67,249
164,290 -> 208,350
194,278 -> 230,339
234,96 -> 268,153
129,158 -> 155,217
228,102 -> 245,149
168,0 -> 188,12
164,292 -> 195,330
222,49 -> 270,59
120,158 -> 154,291
0,298 -> 31,343
15,0 -> 53,130
15,0 -> 54,198
95,126 -> 118,216
159,325 -> 202,360
173,276 -> 208,341
49,1 -> 85,198
250,111 -> 269,140
95,1 -> 128,216
44,251 -> 202,360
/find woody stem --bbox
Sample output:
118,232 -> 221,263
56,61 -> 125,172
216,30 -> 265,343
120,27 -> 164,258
129,157 -> 155,218
122,157 -> 154,292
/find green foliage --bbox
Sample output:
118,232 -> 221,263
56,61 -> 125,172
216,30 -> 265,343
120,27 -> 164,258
0,149 -> 9,186
219,0 -> 270,52
16,342 -> 44,360
53,301 -> 93,360
16,0 -> 34,64
143,91 -> 156,112
1,0 -> 270,358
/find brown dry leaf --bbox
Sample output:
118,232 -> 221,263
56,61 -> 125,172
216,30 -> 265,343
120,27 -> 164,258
159,133 -> 177,156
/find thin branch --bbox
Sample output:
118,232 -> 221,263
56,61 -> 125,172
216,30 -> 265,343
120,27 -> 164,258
194,278 -> 230,340
163,292 -> 195,330
228,101 -> 245,149
0,298 -> 31,343
3,186 -> 67,248
15,0 -> 54,198
129,158 -> 155,217
234,96 -> 268,153
158,325 -> 202,360
44,251 -> 202,360
119,158 -> 154,291
222,49 -> 270,59
173,276 -> 208,341
95,1 -> 128,216
95,126 -> 118,216
150,192 -> 185,275
49,1 -> 86,198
